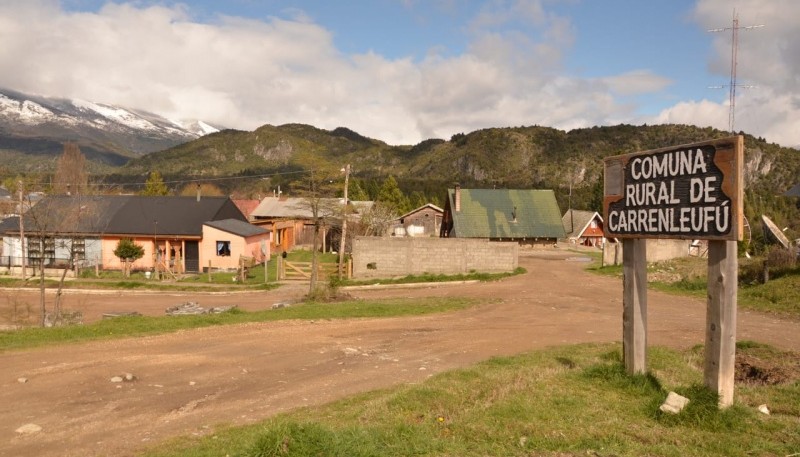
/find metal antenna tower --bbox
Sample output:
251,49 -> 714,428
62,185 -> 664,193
708,10 -> 763,133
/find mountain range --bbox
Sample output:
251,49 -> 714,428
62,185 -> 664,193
1,87 -> 798,238
0,88 -> 218,172
117,122 -> 799,195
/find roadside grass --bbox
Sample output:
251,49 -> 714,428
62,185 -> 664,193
143,342 -> 800,457
587,255 -> 800,318
0,250 -> 526,292
0,297 -> 476,352
0,251 -> 338,291
1,251 -> 520,292
337,267 -> 527,287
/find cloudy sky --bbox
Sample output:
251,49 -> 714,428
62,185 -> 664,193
1,0 -> 798,147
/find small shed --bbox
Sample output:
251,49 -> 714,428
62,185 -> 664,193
394,203 -> 443,237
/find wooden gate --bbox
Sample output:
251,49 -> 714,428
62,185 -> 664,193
279,260 -> 338,281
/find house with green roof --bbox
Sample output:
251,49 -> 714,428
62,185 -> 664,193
439,186 -> 566,244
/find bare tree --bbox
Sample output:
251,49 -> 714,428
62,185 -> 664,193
288,167 -> 341,296
53,142 -> 88,196
22,195 -> 101,326
355,202 -> 396,236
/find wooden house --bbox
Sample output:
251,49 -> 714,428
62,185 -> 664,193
250,197 -> 316,252
562,209 -> 606,247
251,196 -> 374,252
393,203 -> 443,237
440,186 -> 565,244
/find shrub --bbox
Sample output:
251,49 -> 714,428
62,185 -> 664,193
766,246 -> 797,270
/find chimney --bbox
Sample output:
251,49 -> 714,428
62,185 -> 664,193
454,183 -> 461,212
196,183 -> 201,202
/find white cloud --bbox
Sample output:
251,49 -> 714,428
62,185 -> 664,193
0,0 -> 604,144
652,99 -> 727,129
603,70 -> 673,96
1,0 -> 796,147
651,0 -> 800,147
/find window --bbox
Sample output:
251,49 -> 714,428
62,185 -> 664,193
216,241 -> 231,256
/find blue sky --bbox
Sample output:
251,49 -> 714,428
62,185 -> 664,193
3,0 -> 798,147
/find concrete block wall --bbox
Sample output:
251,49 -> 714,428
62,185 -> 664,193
352,237 -> 518,279
603,239 -> 692,266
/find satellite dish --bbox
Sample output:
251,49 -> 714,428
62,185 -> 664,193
761,215 -> 790,249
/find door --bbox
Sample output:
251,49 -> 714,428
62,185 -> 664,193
184,241 -> 199,272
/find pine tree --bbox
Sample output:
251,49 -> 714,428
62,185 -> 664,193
377,176 -> 409,215
142,171 -> 169,196
347,179 -> 369,201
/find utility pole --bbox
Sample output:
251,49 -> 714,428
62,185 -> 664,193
709,10 -> 763,133
568,179 -> 574,234
338,164 -> 350,279
18,181 -> 26,280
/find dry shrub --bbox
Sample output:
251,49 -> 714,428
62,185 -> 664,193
766,246 -> 797,270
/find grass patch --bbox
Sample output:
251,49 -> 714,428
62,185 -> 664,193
142,343 -> 800,457
738,272 -> 800,316
587,263 -> 622,277
0,297 -> 476,352
587,255 -> 800,318
339,267 -> 526,287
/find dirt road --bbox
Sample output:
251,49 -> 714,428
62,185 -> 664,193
1,250 -> 798,457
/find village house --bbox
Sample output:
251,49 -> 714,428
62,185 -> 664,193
392,203 -> 444,237
439,186 -> 566,244
0,195 -> 270,275
233,198 -> 261,221
562,209 -> 606,247
250,196 -> 374,252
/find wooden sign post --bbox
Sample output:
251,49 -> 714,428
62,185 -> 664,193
604,136 -> 743,407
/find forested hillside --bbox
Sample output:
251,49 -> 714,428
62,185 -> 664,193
7,122 -> 799,251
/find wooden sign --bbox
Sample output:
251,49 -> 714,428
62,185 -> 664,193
604,136 -> 743,240
604,136 -> 744,408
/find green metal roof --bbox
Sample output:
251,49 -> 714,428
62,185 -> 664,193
448,188 -> 566,239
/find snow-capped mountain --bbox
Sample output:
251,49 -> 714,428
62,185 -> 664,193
0,88 -> 220,170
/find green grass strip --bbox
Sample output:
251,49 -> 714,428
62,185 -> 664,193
0,297 -> 476,352
337,267 -> 526,287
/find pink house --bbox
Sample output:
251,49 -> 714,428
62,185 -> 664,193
201,219 -> 270,270
7,195 -> 270,274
